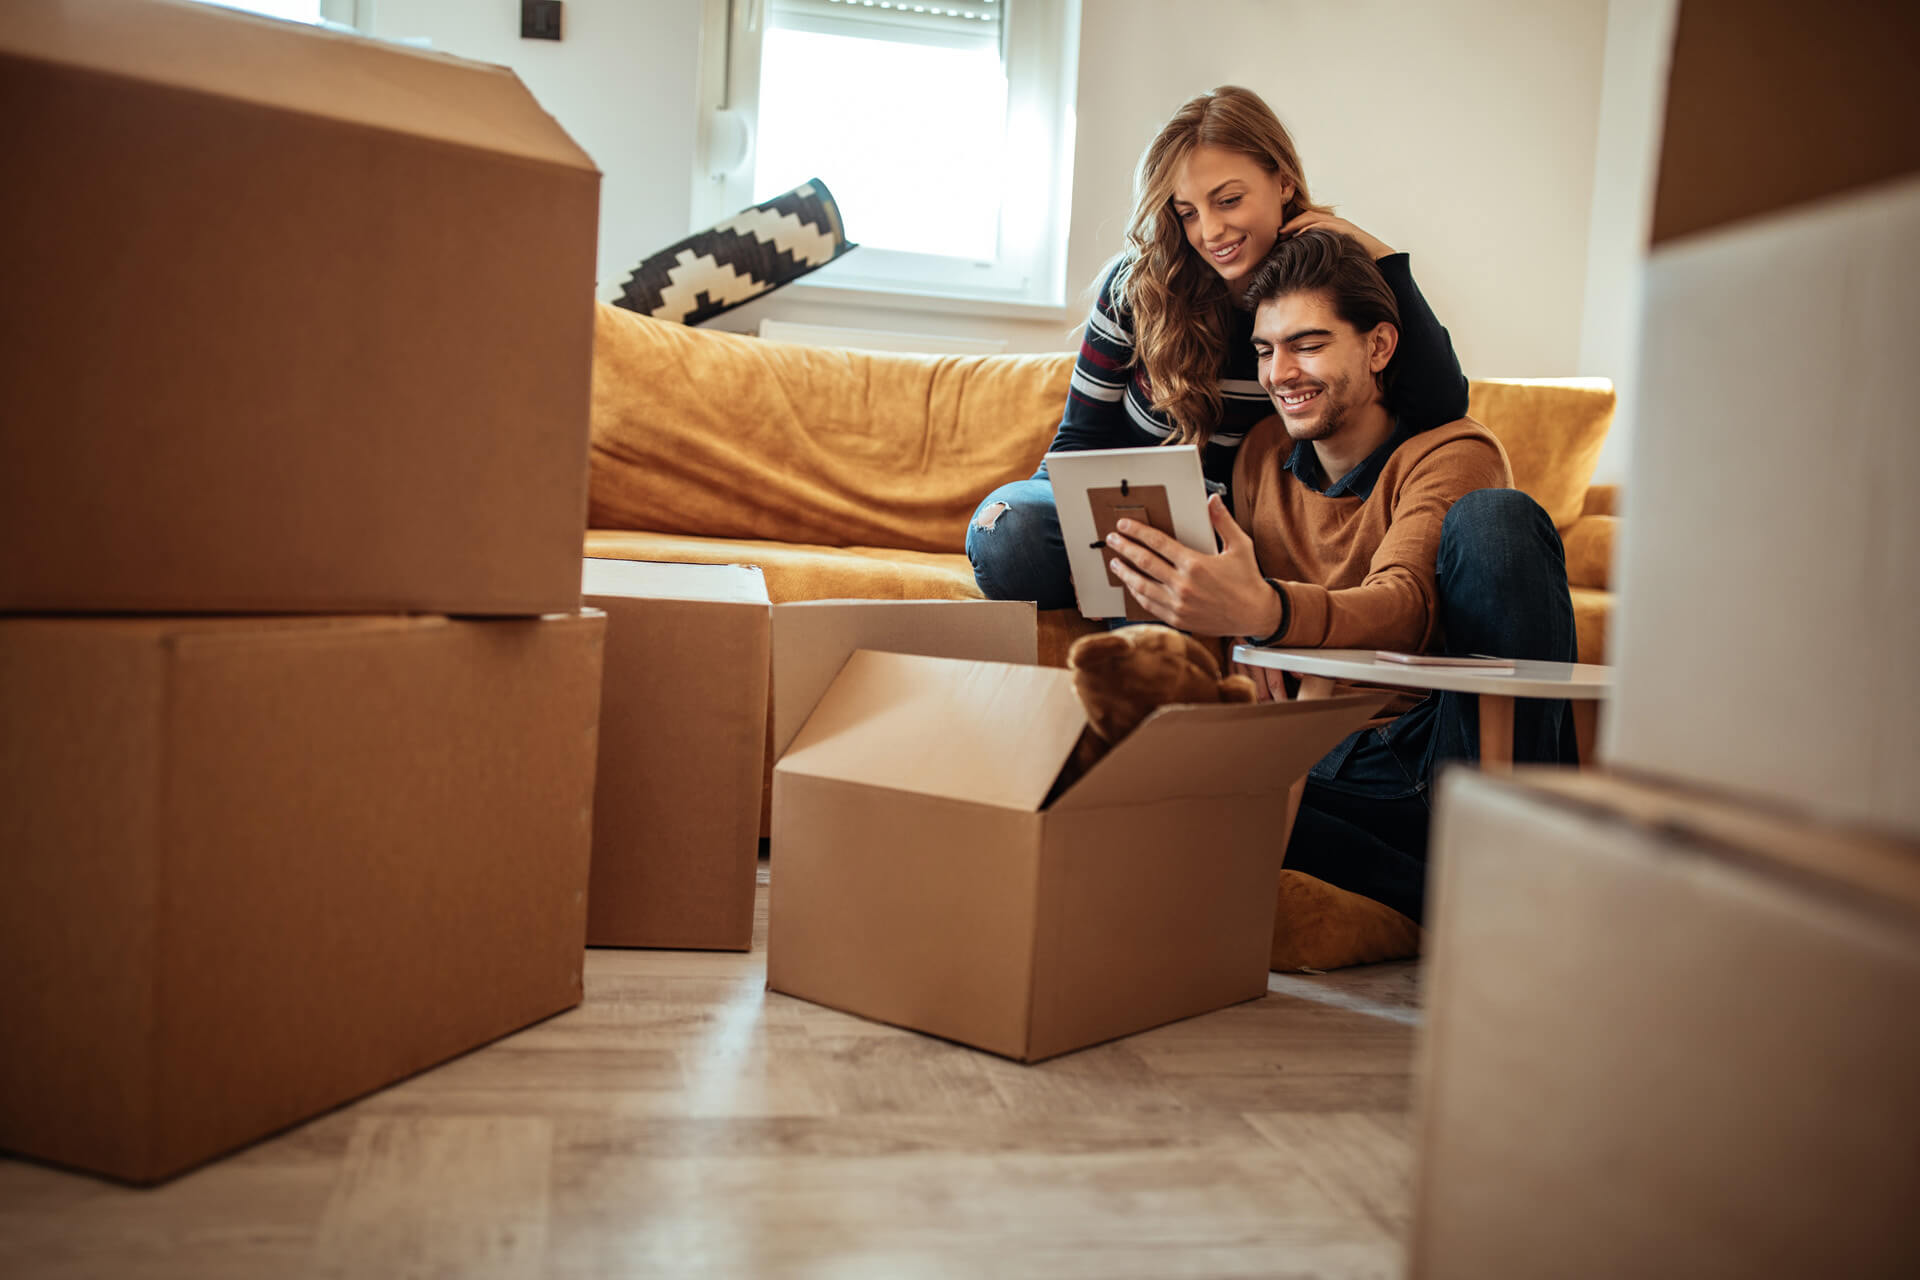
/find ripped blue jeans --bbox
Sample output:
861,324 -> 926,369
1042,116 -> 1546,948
967,475 -> 1100,612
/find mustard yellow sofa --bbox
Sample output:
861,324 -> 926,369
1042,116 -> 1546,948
584,303 -> 1619,671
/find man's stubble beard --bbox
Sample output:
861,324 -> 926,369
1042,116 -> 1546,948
1281,370 -> 1356,443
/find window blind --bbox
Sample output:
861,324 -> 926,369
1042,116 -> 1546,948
768,0 -> 1001,52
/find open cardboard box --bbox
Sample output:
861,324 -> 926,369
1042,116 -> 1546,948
768,650 -> 1386,1062
0,0 -> 599,615
1412,767 -> 1920,1279
0,612 -> 605,1184
582,558 -> 1036,950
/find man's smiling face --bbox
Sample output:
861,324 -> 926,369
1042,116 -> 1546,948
1251,288 -> 1386,443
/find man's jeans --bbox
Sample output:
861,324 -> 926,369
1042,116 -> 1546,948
970,482 -> 1579,925
1284,488 -> 1579,924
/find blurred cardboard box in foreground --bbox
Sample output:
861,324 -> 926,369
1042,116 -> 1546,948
1413,768 -> 1920,1280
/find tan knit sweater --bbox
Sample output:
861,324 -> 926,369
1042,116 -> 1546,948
1232,416 -> 1513,653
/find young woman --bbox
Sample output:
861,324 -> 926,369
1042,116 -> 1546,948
966,85 -> 1468,610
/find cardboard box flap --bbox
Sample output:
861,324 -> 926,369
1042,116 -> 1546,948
582,558 -> 769,606
1052,692 -> 1390,813
775,650 -> 1087,812
1,0 -> 596,174
770,600 -> 1038,759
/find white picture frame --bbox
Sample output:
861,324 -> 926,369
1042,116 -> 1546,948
1045,444 -> 1214,620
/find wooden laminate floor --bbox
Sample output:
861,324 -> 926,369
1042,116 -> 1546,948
0,865 -> 1424,1279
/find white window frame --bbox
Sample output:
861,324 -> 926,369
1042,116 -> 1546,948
320,0 -> 369,28
692,0 -> 1080,312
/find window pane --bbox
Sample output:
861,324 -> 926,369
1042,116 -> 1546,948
190,0 -> 324,22
752,28 -> 1006,262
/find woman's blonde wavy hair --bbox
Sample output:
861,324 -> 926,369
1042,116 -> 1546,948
1113,86 -> 1327,445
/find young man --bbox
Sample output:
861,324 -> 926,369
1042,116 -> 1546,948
1103,227 -> 1577,924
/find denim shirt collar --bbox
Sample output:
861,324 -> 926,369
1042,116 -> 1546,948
1281,418 -> 1413,498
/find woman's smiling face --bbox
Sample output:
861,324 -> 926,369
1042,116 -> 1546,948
1169,144 -> 1295,289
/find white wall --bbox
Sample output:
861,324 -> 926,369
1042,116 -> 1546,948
370,0 -> 705,309
374,0 -> 1613,384
1065,0 -> 1608,380
1577,0 -> 1678,484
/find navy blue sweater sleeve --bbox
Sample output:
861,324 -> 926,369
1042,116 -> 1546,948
1376,252 -> 1469,430
1033,261 -> 1136,476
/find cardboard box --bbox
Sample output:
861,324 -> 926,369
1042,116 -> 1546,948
0,612 -> 606,1184
1651,0 -> 1919,246
768,651 -> 1385,1061
0,0 -> 600,615
581,557 -> 1035,949
1412,768 -> 1920,1280
582,560 -> 771,950
1604,177 -> 1920,838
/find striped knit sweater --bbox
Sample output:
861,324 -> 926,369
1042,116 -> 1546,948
1041,253 -> 1470,491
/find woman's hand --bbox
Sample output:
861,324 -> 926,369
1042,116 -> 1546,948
1279,210 -> 1394,261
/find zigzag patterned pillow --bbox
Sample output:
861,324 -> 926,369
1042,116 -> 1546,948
613,179 -> 856,326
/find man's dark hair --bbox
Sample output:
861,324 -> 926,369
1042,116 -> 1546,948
1238,226 -> 1401,400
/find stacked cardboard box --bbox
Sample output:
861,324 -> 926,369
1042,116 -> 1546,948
0,0 -> 605,1184
1410,4 -> 1920,1273
0,0 -> 599,615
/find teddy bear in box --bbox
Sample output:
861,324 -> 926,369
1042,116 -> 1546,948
1063,625 -> 1420,973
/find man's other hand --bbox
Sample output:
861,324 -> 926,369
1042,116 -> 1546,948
1106,494 -> 1283,638
1232,661 -> 1289,703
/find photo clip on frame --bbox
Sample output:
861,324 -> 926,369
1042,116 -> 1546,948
1085,478 -> 1172,620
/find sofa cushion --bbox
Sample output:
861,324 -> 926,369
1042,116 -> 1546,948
1571,585 -> 1609,667
1562,514 -> 1615,591
584,529 -> 978,602
587,305 -> 1073,555
1466,378 -> 1615,530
